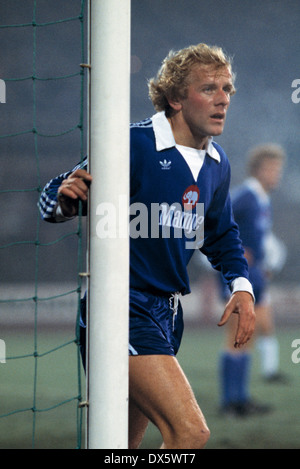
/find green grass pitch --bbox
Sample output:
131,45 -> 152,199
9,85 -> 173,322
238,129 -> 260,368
0,326 -> 299,449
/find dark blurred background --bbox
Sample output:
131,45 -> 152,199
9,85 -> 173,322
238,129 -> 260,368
1,2 -> 300,450
0,0 -> 299,289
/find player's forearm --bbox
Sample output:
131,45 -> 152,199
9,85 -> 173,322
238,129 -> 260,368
39,159 -> 89,222
39,172 -> 72,222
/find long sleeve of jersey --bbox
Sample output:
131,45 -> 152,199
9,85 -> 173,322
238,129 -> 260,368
38,159 -> 88,223
200,159 -> 249,289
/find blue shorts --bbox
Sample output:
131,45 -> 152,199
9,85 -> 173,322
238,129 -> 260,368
78,289 -> 184,369
129,289 -> 184,356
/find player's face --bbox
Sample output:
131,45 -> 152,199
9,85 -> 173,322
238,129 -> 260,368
257,159 -> 283,192
171,65 -> 234,148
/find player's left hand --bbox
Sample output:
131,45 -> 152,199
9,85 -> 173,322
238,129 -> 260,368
217,291 -> 255,348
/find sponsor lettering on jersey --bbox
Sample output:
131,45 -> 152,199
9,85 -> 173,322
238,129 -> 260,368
95,189 -> 204,249
156,184 -> 204,248
159,203 -> 203,235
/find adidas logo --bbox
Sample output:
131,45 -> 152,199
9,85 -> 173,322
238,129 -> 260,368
159,159 -> 171,170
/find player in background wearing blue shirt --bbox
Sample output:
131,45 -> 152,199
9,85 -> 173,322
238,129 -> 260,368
39,44 -> 255,449
218,143 -> 286,417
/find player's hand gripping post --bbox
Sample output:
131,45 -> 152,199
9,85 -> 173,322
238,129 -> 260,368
57,169 -> 92,218
218,291 -> 256,348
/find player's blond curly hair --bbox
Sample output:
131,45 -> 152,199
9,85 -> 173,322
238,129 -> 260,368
148,43 -> 235,116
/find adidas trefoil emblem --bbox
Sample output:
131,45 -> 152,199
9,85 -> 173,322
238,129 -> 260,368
159,159 -> 172,170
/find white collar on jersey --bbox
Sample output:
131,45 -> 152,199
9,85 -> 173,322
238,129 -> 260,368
151,111 -> 221,163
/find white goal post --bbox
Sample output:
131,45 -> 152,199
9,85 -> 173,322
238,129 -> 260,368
86,0 -> 131,449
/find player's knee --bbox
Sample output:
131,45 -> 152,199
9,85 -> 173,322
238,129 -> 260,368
200,426 -> 211,447
174,419 -> 210,449
188,422 -> 210,449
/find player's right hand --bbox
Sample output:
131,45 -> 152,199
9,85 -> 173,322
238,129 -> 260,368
58,169 -> 92,200
58,169 -> 92,217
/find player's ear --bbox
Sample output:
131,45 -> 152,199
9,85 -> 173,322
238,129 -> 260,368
167,96 -> 183,112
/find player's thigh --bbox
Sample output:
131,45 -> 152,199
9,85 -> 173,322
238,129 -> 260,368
128,398 -> 149,449
129,354 -> 208,439
255,303 -> 274,335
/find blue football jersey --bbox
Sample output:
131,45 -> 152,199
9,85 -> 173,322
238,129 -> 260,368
39,112 -> 249,296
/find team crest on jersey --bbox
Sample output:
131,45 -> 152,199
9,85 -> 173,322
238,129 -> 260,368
182,185 -> 200,210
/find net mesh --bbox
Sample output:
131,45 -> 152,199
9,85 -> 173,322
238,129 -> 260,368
0,0 -> 87,449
